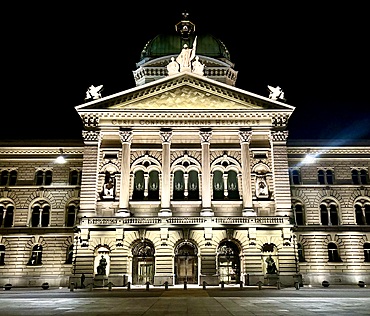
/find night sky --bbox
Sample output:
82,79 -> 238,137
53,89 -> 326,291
3,3 -> 369,143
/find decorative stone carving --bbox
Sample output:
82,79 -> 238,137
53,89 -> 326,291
199,129 -> 212,143
160,129 -> 173,143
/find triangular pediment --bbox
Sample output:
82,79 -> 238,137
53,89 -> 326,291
76,72 -> 294,112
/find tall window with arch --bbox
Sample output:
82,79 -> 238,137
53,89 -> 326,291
148,170 -> 159,200
132,170 -> 145,200
0,204 -> 14,227
212,170 -> 224,200
0,245 -> 5,265
30,202 -> 50,227
293,203 -> 304,225
289,168 -> 301,185
364,243 -> 370,262
297,243 -> 305,262
66,202 -> 78,227
1,170 -> 17,186
173,170 -> 185,200
327,242 -> 342,262
27,244 -> 43,265
69,169 -> 82,185
320,202 -> 339,225
187,170 -> 199,200
65,244 -> 74,264
227,170 -> 239,200
351,168 -> 368,185
35,170 -> 53,185
318,169 -> 334,185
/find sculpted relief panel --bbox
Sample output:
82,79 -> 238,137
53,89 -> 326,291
111,87 -> 260,110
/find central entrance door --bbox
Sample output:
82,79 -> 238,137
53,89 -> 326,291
217,241 -> 240,284
175,241 -> 198,284
132,239 -> 155,285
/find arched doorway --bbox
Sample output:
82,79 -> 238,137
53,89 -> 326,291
174,241 -> 198,284
132,239 -> 155,285
217,240 -> 240,284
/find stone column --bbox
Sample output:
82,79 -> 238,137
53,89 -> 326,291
269,131 -> 293,217
78,130 -> 101,218
117,129 -> 133,217
199,129 -> 213,216
159,129 -> 172,216
239,130 -> 254,216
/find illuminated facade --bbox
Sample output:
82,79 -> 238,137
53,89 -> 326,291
0,15 -> 369,288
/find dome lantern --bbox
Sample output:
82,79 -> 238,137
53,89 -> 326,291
175,11 -> 195,39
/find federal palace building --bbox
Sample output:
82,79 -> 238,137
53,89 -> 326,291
0,13 -> 369,289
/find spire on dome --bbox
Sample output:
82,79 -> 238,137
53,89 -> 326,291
175,11 -> 195,39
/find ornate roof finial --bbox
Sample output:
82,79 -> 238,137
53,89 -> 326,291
175,11 -> 195,39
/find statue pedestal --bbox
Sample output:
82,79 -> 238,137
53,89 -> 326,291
265,273 -> 279,286
94,275 -> 108,287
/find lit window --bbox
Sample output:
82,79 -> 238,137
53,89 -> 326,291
294,204 -> 304,225
290,169 -> 301,185
0,245 -> 5,265
364,243 -> 370,262
1,170 -> 17,186
328,242 -> 341,262
27,244 -> 43,265
35,170 -> 53,186
318,169 -> 335,185
0,205 -> 14,227
30,203 -> 50,227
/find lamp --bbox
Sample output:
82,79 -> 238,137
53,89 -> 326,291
302,149 -> 315,164
55,148 -> 66,164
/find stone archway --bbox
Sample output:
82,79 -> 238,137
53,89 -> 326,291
174,241 -> 198,284
132,239 -> 155,285
217,240 -> 240,284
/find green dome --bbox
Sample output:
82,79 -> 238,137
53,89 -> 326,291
140,33 -> 231,61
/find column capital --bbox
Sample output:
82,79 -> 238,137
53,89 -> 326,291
269,130 -> 289,143
238,130 -> 252,144
82,130 -> 101,144
199,128 -> 212,144
160,128 -> 173,143
119,129 -> 133,144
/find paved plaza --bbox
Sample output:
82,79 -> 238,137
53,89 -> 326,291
0,285 -> 369,315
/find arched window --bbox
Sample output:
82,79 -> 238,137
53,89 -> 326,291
360,169 -> 368,185
320,202 -> 339,225
148,170 -> 159,200
355,205 -> 365,225
318,169 -> 334,185
329,204 -> 339,225
173,170 -> 184,200
0,245 -> 5,265
365,204 -> 370,225
0,205 -> 14,227
27,244 -> 43,265
290,169 -> 301,185
328,242 -> 341,262
297,243 -> 305,262
31,203 -> 50,227
227,170 -> 239,200
187,170 -> 199,200
66,204 -> 78,227
320,205 -> 329,225
69,170 -> 82,185
35,170 -> 53,186
1,170 -> 17,186
294,204 -> 304,225
364,243 -> 370,262
65,244 -> 73,264
213,170 -> 224,200
352,169 -> 369,185
132,170 -> 144,200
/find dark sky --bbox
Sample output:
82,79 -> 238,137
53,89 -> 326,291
3,3 -> 369,143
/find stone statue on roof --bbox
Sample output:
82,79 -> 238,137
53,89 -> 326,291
176,36 -> 197,71
267,85 -> 286,102
85,85 -> 103,101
